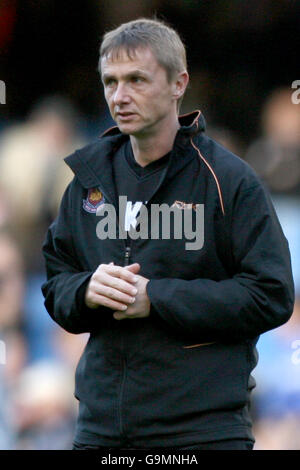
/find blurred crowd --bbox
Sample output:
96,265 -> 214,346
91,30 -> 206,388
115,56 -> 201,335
0,95 -> 90,449
208,86 -> 300,448
0,85 -> 299,450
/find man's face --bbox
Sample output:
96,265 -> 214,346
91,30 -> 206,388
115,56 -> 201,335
101,47 -> 178,137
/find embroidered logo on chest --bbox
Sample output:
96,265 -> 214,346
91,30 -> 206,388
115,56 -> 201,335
83,188 -> 105,213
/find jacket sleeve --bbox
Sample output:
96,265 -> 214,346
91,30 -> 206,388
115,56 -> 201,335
41,181 -> 109,334
146,182 -> 295,342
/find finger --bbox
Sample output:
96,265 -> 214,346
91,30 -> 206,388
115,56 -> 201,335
113,312 -> 128,320
94,272 -> 138,297
100,264 -> 138,284
113,311 -> 139,320
92,283 -> 136,304
88,293 -> 129,312
124,263 -> 141,275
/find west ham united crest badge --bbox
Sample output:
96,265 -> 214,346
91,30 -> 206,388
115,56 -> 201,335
83,188 -> 105,214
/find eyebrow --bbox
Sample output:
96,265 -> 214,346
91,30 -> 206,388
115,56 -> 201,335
101,69 -> 149,82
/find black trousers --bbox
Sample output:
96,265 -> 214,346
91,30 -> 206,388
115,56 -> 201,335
72,439 -> 254,450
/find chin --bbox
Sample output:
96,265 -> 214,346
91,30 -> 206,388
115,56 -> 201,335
118,126 -> 132,136
118,123 -> 143,136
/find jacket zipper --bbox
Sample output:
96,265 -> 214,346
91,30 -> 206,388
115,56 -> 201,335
123,245 -> 131,266
96,185 -> 131,441
118,354 -> 127,440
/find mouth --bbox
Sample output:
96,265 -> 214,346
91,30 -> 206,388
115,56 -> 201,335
116,112 -> 137,122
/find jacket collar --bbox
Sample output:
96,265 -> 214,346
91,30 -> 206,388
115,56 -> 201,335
65,110 -> 205,197
100,110 -> 205,139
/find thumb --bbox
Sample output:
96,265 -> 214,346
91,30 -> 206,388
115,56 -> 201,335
124,263 -> 141,274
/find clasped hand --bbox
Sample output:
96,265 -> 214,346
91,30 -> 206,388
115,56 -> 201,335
85,262 -> 150,320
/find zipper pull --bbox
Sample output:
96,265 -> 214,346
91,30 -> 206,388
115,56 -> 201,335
124,246 -> 131,266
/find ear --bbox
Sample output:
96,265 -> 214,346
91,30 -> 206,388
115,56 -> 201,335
172,71 -> 189,101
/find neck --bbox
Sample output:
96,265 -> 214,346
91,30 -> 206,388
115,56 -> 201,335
130,114 -> 180,167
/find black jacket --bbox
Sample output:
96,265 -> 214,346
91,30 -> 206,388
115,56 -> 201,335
42,111 -> 295,448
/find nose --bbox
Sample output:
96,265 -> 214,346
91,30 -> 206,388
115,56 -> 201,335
113,82 -> 130,107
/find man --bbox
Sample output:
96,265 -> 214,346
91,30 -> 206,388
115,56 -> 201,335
42,18 -> 295,450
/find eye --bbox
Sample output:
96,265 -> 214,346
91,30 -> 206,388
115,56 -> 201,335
130,76 -> 144,84
104,78 -> 117,87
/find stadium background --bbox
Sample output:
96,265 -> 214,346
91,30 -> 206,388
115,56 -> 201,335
0,0 -> 299,450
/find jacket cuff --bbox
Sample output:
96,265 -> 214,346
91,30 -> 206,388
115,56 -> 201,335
75,274 -> 93,313
146,279 -> 164,319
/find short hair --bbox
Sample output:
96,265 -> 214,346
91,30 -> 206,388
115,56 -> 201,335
99,18 -> 187,83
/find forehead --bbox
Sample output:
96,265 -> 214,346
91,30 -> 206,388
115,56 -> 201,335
101,46 -> 165,76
